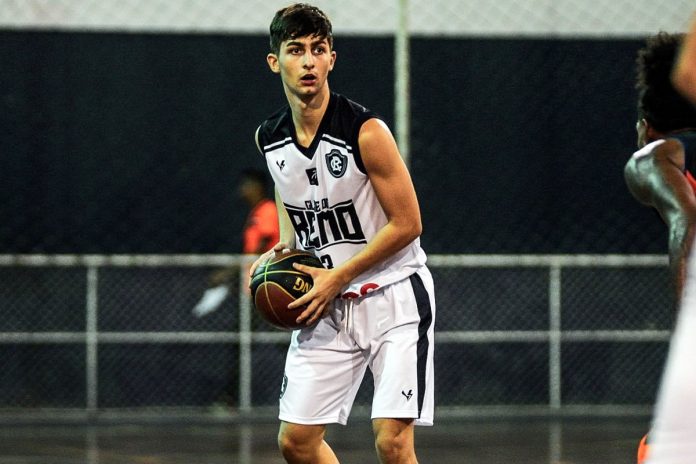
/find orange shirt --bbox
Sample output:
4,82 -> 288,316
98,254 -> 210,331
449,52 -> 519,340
687,170 -> 696,194
243,199 -> 279,253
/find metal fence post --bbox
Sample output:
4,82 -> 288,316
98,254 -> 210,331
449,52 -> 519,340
548,264 -> 562,410
85,266 -> 99,417
238,260 -> 252,413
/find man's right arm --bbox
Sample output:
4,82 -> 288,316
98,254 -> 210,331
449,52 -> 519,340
624,139 -> 696,301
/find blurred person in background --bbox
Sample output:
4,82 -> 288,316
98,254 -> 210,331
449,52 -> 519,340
623,31 -> 696,464
192,168 -> 279,408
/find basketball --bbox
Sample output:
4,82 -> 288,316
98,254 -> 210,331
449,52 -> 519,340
250,249 -> 324,330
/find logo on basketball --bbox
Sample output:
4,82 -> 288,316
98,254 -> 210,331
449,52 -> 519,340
325,149 -> 348,178
292,276 -> 311,293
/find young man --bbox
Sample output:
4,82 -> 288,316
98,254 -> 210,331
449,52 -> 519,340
250,4 -> 435,463
623,32 -> 696,464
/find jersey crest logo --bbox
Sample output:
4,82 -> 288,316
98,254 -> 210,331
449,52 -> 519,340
325,149 -> 348,178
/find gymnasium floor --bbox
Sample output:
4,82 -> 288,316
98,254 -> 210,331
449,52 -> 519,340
0,416 -> 649,463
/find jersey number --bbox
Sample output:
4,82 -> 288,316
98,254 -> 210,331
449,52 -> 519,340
320,254 -> 334,269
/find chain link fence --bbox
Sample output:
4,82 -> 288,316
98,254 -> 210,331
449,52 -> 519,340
1,0 -> 692,35
0,254 -> 672,419
0,0 -> 689,421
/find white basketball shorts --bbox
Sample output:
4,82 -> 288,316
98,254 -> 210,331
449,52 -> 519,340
278,266 -> 435,426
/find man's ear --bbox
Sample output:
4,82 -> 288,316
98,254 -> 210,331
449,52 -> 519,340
267,53 -> 280,74
328,50 -> 336,72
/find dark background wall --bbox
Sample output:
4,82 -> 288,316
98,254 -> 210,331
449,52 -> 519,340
1,31 -> 663,255
0,31 -> 672,409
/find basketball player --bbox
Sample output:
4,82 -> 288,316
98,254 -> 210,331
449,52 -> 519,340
623,32 -> 696,464
624,32 -> 696,303
673,13 -> 696,104
249,4 -> 435,463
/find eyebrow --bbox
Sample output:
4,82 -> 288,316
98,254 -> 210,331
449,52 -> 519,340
285,38 -> 329,48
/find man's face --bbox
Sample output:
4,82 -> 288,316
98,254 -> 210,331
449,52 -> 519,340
267,34 -> 336,98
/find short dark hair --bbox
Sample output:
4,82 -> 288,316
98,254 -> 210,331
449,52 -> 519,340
636,32 -> 696,132
269,3 -> 333,55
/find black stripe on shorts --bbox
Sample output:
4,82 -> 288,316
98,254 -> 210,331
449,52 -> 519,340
409,271 -> 433,418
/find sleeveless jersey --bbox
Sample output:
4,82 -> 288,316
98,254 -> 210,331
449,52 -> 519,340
257,92 -> 427,298
672,131 -> 696,192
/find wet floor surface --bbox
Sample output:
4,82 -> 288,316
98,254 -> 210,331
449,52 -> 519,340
0,417 -> 649,463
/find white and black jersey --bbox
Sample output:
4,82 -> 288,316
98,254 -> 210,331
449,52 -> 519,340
257,92 -> 427,298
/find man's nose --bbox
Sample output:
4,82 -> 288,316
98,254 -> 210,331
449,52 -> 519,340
303,53 -> 315,68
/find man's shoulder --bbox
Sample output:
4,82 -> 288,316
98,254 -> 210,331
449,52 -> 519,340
332,92 -> 375,118
328,92 -> 382,147
631,139 -> 667,161
258,106 -> 292,148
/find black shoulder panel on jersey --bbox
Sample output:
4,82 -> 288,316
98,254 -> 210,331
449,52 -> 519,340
257,106 -> 292,156
329,93 -> 380,175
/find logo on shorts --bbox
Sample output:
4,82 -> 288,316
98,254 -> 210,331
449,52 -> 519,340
402,389 -> 413,401
325,149 -> 348,178
280,373 -> 288,399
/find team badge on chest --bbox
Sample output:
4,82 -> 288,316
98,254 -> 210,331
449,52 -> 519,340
325,149 -> 348,178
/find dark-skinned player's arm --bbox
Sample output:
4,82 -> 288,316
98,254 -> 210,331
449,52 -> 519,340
249,128 -> 297,277
624,138 -> 696,301
290,118 -> 422,325
672,13 -> 696,105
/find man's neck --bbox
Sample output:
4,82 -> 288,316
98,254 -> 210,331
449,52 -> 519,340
286,88 -> 331,148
